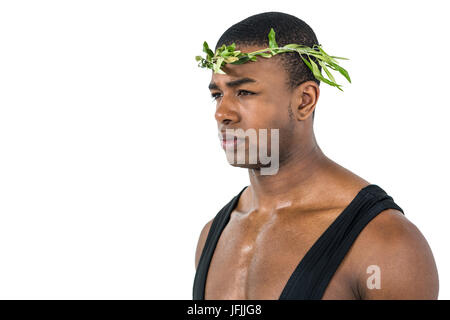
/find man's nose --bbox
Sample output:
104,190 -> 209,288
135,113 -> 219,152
214,96 -> 239,125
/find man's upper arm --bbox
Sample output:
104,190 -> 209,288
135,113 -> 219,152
195,218 -> 214,270
355,210 -> 439,299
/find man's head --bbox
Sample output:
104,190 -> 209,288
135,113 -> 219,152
215,11 -> 321,119
209,12 -> 321,171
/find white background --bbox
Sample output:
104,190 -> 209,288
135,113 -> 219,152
0,0 -> 449,299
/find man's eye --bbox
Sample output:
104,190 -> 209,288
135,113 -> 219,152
210,90 -> 254,101
211,93 -> 222,101
237,90 -> 254,96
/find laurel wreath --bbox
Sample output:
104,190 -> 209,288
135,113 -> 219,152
195,28 -> 351,91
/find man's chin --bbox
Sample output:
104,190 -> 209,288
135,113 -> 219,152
223,151 -> 260,168
227,162 -> 262,169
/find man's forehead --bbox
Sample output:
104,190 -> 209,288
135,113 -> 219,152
208,76 -> 258,90
209,54 -> 282,88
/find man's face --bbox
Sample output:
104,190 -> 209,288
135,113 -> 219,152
208,45 -> 297,169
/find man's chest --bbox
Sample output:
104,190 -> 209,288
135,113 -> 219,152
204,209 -> 358,300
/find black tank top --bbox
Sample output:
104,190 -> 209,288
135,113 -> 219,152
193,184 -> 404,300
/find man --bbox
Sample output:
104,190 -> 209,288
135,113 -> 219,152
193,11 -> 439,300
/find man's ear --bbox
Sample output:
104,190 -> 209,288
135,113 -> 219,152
292,81 -> 320,121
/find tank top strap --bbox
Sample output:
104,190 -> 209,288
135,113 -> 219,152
279,184 -> 404,300
192,186 -> 248,300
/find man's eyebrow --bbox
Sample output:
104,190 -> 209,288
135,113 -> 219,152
208,77 -> 257,90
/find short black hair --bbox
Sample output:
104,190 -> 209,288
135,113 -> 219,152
215,11 -> 322,91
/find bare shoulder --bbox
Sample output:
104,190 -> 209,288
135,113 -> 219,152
194,218 -> 214,270
349,208 -> 439,299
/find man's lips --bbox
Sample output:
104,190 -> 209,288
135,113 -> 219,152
218,130 -> 246,140
218,133 -> 246,149
221,138 -> 242,149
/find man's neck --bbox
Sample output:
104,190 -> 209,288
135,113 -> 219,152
245,142 -> 331,212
